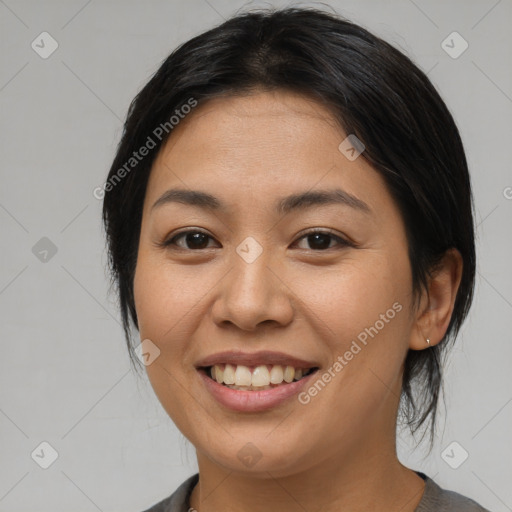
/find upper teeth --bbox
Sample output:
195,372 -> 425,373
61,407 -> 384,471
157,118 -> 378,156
210,364 -> 308,387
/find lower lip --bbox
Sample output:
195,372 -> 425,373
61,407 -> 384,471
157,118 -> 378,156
198,369 -> 318,412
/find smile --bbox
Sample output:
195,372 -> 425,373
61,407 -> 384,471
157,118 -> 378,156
206,363 -> 317,390
197,365 -> 320,412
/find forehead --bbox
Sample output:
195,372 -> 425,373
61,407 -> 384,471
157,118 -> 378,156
159,90 -> 341,162
145,90 -> 391,218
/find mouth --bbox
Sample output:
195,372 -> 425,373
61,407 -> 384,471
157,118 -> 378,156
198,363 -> 319,391
195,350 -> 321,411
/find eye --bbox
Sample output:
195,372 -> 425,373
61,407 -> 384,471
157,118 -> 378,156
159,228 -> 353,252
293,229 -> 352,251
162,229 -> 219,250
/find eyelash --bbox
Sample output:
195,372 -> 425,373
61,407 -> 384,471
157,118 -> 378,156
158,228 -> 354,252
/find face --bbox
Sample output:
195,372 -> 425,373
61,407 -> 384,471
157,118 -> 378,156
133,90 -> 418,477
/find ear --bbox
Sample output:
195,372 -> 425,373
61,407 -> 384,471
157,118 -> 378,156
409,248 -> 463,350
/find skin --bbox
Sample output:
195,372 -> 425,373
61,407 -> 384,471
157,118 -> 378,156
133,89 -> 463,512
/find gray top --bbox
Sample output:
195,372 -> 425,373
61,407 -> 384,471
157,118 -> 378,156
142,471 -> 491,512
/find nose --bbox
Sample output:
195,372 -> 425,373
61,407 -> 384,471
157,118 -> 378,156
211,247 -> 294,332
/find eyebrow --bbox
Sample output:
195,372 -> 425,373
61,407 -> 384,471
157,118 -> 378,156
151,187 -> 372,215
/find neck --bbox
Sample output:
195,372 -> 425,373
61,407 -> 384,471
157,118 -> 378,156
189,435 -> 425,512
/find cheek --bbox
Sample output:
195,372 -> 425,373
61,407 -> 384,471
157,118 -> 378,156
133,252 -> 218,407
133,252 -> 203,342
133,255 -> 201,429
292,256 -> 410,349
293,255 -> 412,409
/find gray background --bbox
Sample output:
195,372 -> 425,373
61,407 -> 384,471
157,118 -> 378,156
1,0 -> 511,511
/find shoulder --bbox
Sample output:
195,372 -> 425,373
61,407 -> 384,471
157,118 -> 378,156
140,473 -> 199,512
416,472 -> 491,512
140,471 -> 492,512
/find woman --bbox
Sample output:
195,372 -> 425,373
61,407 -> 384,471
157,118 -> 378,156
102,7 -> 490,511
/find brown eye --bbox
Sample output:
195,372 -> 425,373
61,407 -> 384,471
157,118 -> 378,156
294,230 -> 352,251
164,230 -> 218,250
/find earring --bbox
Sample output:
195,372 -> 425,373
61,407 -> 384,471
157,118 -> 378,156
426,338 -> 431,346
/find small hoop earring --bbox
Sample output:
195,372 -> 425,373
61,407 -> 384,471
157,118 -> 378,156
426,338 -> 431,346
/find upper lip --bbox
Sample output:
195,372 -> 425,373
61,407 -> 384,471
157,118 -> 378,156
195,350 -> 320,369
